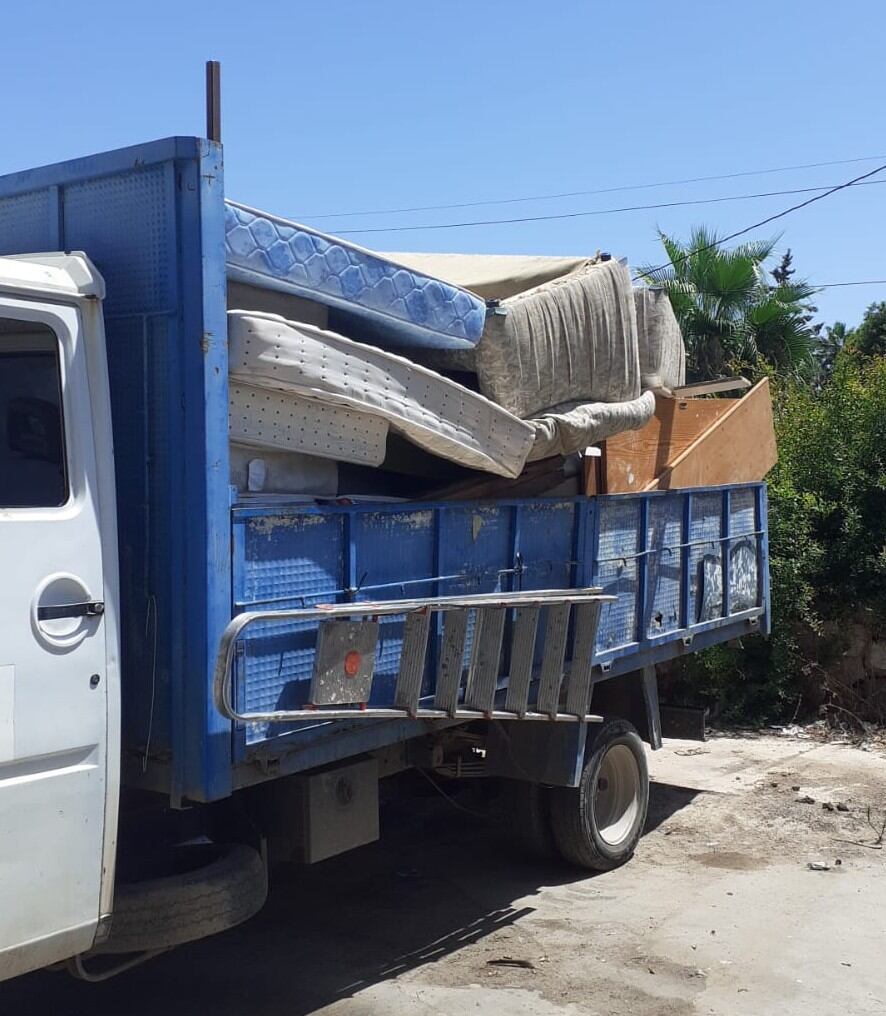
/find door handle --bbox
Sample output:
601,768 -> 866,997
37,600 -> 105,621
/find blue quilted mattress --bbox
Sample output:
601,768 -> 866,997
225,202 -> 487,350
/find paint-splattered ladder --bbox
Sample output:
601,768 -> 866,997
214,589 -> 614,725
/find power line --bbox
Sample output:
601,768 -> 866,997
335,178 -> 886,235
638,162 -> 886,281
306,154 -> 886,220
817,279 -> 886,288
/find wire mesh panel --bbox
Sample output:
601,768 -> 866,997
729,487 -> 760,612
688,492 -> 724,624
235,513 -> 346,743
594,498 -> 642,653
645,494 -> 684,638
0,189 -> 55,254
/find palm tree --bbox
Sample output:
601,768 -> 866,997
813,321 -> 852,386
639,227 -> 819,381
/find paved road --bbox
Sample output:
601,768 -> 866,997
4,734 -> 885,1015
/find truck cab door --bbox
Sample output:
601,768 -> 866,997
0,282 -> 119,980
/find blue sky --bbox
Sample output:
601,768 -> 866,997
1,0 -> 883,326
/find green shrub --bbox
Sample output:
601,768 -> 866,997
671,352 -> 886,723
779,353 -> 886,612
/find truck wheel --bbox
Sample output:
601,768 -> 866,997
549,720 -> 648,871
97,842 -> 267,954
499,779 -> 556,860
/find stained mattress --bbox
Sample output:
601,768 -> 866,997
385,252 -> 686,410
228,311 -> 535,478
225,203 -> 487,351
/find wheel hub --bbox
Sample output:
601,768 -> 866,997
592,743 -> 641,848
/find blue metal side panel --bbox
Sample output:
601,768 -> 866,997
688,491 -> 725,624
518,502 -> 577,592
230,485 -> 768,771
438,504 -> 513,596
437,503 -> 514,674
593,497 -> 641,653
758,485 -> 773,636
0,187 -> 58,252
353,508 -> 437,702
730,487 -> 757,544
231,500 -> 516,751
179,145 -> 233,802
518,501 -> 581,665
62,165 -> 177,315
234,507 -> 450,747
235,513 -> 345,747
645,494 -> 684,639
0,137 -> 232,803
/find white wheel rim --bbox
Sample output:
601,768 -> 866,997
592,743 -> 641,848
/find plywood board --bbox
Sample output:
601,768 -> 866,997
648,378 -> 776,490
601,395 -> 733,493
583,453 -> 602,496
672,377 -> 751,397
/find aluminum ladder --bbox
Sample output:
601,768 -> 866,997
213,588 -> 614,725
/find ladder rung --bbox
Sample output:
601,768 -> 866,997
564,600 -> 601,717
464,607 -> 507,713
394,608 -> 431,715
504,606 -> 540,717
535,603 -> 571,717
434,609 -> 469,715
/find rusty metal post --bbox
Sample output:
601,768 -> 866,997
206,61 -> 221,143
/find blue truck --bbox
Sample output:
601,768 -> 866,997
0,135 -> 769,981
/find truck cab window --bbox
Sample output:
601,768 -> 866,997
0,319 -> 68,508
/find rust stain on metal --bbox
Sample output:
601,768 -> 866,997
251,513 -> 326,536
365,510 -> 433,532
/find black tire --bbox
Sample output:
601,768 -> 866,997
499,778 -> 557,860
549,719 -> 649,871
98,843 -> 267,954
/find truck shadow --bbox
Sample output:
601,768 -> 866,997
2,778 -> 698,1016
645,780 -> 701,833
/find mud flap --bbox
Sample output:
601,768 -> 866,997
486,720 -> 588,787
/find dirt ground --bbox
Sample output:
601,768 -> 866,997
4,732 -> 886,1015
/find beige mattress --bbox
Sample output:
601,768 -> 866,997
227,311 -> 535,478
385,252 -> 685,411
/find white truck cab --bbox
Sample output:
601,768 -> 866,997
0,254 -> 120,980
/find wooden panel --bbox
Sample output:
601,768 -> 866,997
648,378 -> 777,490
583,451 -> 602,496
672,377 -> 751,397
602,395 -> 733,493
425,455 -> 579,501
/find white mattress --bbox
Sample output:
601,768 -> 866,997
227,312 -> 535,478
229,381 -> 388,465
